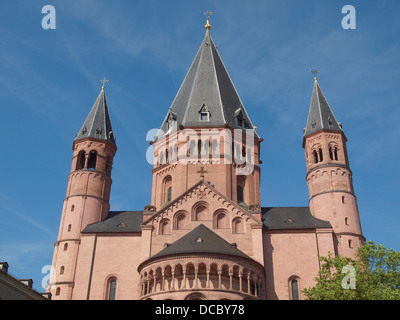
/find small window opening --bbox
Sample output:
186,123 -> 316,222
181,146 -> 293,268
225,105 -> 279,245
108,279 -> 117,300
87,151 -> 97,170
313,150 -> 318,164
291,279 -> 300,300
237,185 -> 244,203
76,151 -> 86,170
167,187 -> 172,203
318,148 -> 323,162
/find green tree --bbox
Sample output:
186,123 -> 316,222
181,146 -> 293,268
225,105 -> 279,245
302,241 -> 400,300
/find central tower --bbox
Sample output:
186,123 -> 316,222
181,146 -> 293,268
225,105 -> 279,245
150,16 -> 262,211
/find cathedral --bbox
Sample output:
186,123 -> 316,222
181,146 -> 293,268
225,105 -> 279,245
47,16 -> 364,300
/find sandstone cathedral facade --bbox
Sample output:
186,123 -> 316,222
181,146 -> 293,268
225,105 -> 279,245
47,17 -> 364,300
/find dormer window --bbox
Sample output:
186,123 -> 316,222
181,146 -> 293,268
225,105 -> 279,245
234,108 -> 246,128
166,111 -> 177,130
199,104 -> 210,121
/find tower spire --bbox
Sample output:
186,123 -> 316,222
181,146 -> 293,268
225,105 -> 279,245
75,85 -> 116,146
303,78 -> 342,137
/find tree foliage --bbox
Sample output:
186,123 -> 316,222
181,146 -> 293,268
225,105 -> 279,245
302,241 -> 400,300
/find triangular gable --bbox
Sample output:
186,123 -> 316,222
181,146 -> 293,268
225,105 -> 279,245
142,180 -> 262,226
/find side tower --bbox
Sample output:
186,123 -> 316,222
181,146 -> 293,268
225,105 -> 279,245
48,85 -> 117,299
302,77 -> 363,258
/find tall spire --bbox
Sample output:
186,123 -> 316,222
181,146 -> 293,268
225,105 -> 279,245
157,14 -> 257,138
304,78 -> 342,136
75,85 -> 116,146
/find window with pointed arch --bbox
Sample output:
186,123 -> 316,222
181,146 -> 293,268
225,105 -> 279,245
106,277 -> 117,300
289,276 -> 300,300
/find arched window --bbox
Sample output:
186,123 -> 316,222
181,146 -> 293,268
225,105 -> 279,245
174,211 -> 189,230
193,203 -> 209,221
290,279 -> 300,300
232,217 -> 244,234
159,219 -> 171,235
87,151 -> 97,170
163,176 -> 172,205
55,287 -> 61,296
214,210 -> 229,229
63,243 -> 68,251
107,278 -> 117,300
67,224 -> 72,232
76,151 -> 86,170
60,266 -> 65,275
312,147 -> 323,164
329,143 -> 339,161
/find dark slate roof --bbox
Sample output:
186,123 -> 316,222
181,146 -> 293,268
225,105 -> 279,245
151,224 -> 251,260
262,207 -> 332,230
157,28 -> 258,138
75,88 -> 116,146
82,211 -> 143,233
303,79 -> 342,136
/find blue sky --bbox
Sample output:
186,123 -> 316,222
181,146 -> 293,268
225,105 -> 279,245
0,0 -> 399,292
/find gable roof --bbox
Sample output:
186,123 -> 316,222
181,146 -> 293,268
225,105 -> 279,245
75,87 -> 116,146
142,180 -> 262,226
150,224 -> 251,260
82,211 -> 143,233
157,27 -> 257,138
304,78 -> 342,136
262,207 -> 332,230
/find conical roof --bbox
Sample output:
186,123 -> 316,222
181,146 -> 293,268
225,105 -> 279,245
304,78 -> 342,136
75,87 -> 116,146
157,26 -> 256,138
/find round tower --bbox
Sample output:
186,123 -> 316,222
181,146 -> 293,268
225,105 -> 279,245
48,86 -> 117,299
302,78 -> 364,258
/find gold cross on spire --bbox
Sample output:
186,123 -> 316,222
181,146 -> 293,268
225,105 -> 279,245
197,166 -> 207,180
204,10 -> 213,30
100,77 -> 109,90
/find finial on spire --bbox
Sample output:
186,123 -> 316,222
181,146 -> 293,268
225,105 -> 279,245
204,10 -> 213,30
100,77 -> 109,90
310,68 -> 319,80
